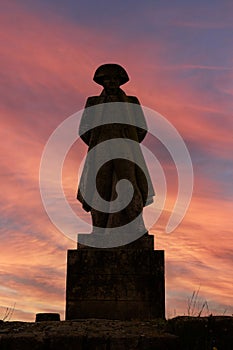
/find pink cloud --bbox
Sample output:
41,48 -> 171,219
0,0 -> 232,321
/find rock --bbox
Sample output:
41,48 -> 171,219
35,313 -> 60,322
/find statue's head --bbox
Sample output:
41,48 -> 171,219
93,64 -> 129,88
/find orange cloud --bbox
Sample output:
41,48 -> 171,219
0,0 -> 232,321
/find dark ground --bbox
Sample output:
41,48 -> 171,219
0,316 -> 232,349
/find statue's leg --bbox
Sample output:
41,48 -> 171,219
91,161 -> 114,231
90,209 -> 109,231
102,158 -> 146,232
112,158 -> 144,221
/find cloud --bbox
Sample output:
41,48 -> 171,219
0,0 -> 232,321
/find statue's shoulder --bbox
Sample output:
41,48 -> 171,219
85,96 -> 101,107
125,95 -> 140,105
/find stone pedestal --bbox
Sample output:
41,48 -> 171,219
66,233 -> 165,320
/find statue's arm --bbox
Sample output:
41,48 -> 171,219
79,97 -> 98,145
128,96 -> 148,143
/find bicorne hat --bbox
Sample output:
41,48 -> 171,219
93,64 -> 129,86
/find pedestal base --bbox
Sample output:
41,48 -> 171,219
66,234 -> 165,320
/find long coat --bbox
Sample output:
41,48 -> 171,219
77,88 -> 154,229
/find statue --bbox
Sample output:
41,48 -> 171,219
77,64 -> 154,233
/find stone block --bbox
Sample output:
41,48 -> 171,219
66,300 -> 164,320
67,248 -> 164,275
66,234 -> 165,320
67,274 -> 163,301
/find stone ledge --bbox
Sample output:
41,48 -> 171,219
0,316 -> 232,350
77,232 -> 154,250
0,319 -> 177,350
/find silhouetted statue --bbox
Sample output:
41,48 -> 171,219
77,64 -> 154,232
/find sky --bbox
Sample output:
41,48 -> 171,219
0,0 -> 232,321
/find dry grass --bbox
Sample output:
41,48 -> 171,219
0,303 -> 16,321
187,287 -> 210,317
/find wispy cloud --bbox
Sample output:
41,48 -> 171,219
0,0 -> 232,320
